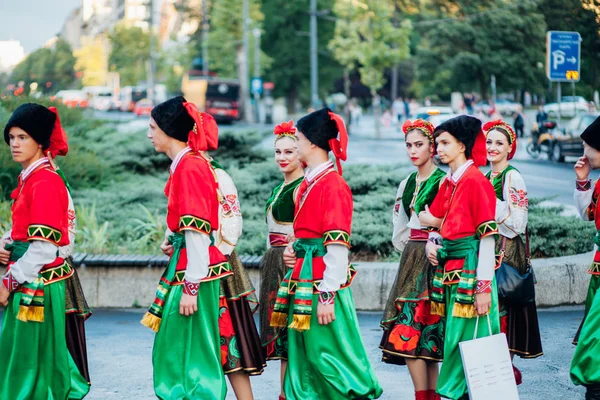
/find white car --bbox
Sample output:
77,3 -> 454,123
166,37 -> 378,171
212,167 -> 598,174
494,99 -> 522,116
543,96 -> 589,118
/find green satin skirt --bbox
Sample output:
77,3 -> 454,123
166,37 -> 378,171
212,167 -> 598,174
0,280 -> 90,399
152,280 -> 227,400
571,275 -> 600,386
284,288 -> 383,399
437,279 -> 501,400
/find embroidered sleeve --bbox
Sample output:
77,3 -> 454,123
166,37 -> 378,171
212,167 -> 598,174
574,179 -> 597,222
214,168 -> 242,255
179,215 -> 211,235
476,279 -> 492,294
8,241 -> 58,285
474,178 -> 498,239
497,170 -> 528,235
476,221 -> 498,239
323,230 -> 351,248
2,273 -> 20,292
391,178 -> 410,252
322,181 -> 353,248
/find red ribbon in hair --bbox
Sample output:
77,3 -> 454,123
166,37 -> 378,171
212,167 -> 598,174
183,102 -> 208,152
471,129 -> 488,167
201,112 -> 219,151
45,107 -> 68,157
327,111 -> 348,175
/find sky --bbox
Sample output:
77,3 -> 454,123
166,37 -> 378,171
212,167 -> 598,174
0,0 -> 80,52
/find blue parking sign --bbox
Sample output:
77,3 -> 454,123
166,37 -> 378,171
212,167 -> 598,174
546,31 -> 581,82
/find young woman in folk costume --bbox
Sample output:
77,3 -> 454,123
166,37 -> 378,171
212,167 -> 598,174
197,113 -> 266,399
271,108 -> 382,399
571,116 -> 600,400
143,96 -> 233,400
0,103 -> 91,399
259,120 -> 304,399
419,115 -> 500,400
483,119 -> 543,385
380,119 -> 445,400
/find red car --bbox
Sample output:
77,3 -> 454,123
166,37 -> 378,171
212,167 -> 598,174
134,99 -> 153,116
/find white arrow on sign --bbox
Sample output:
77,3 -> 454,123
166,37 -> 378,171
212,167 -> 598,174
568,56 -> 577,64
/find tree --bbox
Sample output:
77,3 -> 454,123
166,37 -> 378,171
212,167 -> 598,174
415,0 -> 547,100
10,39 -> 77,94
74,36 -> 108,87
108,24 -> 151,86
262,0 -> 342,112
51,39 -> 77,91
329,0 -> 411,135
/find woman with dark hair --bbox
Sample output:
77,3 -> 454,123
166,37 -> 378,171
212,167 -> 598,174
0,103 -> 91,399
380,119 -> 445,400
483,120 -> 543,385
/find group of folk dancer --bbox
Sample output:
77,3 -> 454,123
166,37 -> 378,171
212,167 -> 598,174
1,97 -> 600,400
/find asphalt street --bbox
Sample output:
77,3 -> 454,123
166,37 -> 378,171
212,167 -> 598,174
0,306 -> 585,399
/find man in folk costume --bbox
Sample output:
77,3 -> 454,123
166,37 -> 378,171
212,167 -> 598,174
419,115 -> 500,400
571,115 -> 600,400
0,103 -> 90,399
271,107 -> 382,399
143,96 -> 233,400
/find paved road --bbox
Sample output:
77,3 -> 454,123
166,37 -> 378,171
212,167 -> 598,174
0,306 -> 584,399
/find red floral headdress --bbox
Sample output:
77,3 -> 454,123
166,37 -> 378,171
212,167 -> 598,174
402,119 -> 435,144
483,119 -> 517,160
273,120 -> 297,141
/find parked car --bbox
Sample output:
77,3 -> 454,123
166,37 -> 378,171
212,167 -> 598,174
428,113 -> 461,127
413,106 -> 454,120
549,112 -> 599,162
134,99 -> 153,117
543,96 -> 589,118
55,90 -> 88,108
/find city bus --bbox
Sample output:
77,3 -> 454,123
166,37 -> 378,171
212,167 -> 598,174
181,71 -> 241,123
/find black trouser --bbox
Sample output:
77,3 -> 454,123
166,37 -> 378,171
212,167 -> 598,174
515,125 -> 524,138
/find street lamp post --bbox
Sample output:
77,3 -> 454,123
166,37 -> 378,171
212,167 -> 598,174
252,28 -> 261,123
310,0 -> 319,110
241,0 -> 253,123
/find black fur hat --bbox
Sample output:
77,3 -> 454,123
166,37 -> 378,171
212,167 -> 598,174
296,107 -> 338,152
433,115 -> 482,158
151,96 -> 194,142
4,103 -> 56,149
581,115 -> 600,151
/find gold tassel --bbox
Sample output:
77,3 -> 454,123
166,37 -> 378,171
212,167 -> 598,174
452,303 -> 478,319
430,301 -> 446,317
140,312 -> 162,332
270,311 -> 289,328
288,314 -> 311,331
17,305 -> 30,322
27,306 -> 45,322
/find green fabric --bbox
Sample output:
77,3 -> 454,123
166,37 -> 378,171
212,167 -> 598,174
0,280 -> 90,399
152,280 -> 227,400
144,232 -> 185,324
437,278 -> 501,400
594,230 -> 600,248
272,238 -> 327,331
485,165 -> 517,201
432,236 -> 479,308
284,288 -> 382,399
401,168 -> 446,218
210,159 -> 225,171
571,275 -> 600,386
265,177 -> 304,223
6,240 -> 53,322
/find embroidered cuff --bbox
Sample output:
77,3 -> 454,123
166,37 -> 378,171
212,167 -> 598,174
576,179 -> 592,191
323,230 -> 351,248
179,215 -> 211,235
476,221 -> 498,239
183,280 -> 200,296
476,280 -> 492,294
318,291 -> 336,305
2,273 -> 20,292
27,224 -> 62,246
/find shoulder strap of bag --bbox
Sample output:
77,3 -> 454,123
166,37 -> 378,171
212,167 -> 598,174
525,226 -> 531,265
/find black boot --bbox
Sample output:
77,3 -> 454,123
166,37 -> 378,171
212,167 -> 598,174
586,384 -> 600,400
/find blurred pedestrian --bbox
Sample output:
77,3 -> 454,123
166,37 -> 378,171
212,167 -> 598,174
513,106 -> 525,138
